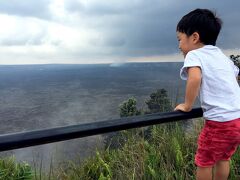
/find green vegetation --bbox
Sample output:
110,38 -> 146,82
145,89 -> 172,113
119,97 -> 142,118
0,156 -> 33,180
0,88 -> 240,179
230,54 -> 240,69
51,89 -> 240,179
57,121 -> 202,179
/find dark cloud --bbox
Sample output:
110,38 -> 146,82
64,1 -> 131,16
0,0 -> 239,62
64,0 -> 240,58
89,36 -> 126,47
0,0 -> 51,19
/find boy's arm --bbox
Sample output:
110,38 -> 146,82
174,67 -> 202,112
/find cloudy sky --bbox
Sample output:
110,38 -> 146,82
0,0 -> 239,64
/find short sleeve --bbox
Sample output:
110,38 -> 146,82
229,60 -> 239,77
233,65 -> 239,77
180,51 -> 202,80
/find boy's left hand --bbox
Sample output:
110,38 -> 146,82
174,103 -> 192,112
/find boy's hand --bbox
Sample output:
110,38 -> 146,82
174,103 -> 192,112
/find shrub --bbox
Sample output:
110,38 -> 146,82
0,156 -> 33,180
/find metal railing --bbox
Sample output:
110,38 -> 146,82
0,108 -> 203,152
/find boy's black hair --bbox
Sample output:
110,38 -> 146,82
176,9 -> 222,46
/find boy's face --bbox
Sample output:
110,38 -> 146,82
177,31 -> 201,57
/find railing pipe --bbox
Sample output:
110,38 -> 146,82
0,108 -> 203,152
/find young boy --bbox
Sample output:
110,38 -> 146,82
174,9 -> 240,180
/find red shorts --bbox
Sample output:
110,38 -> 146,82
195,118 -> 240,167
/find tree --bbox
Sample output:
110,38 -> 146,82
119,97 -> 141,117
105,89 -> 172,149
145,89 -> 172,114
230,54 -> 240,70
104,97 -> 142,149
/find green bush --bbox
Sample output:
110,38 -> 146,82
59,120 -> 238,180
0,156 -> 33,180
1,88 -> 240,179
48,90 -> 240,179
52,120 -> 202,179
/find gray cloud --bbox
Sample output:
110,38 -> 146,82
64,0 -> 84,13
64,0 -> 240,58
0,0 -> 51,19
0,31 -> 47,46
0,38 -> 40,46
64,1 -> 130,16
0,0 -> 240,64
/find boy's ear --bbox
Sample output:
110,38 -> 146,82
192,32 -> 200,43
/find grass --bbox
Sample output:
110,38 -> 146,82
1,119 -> 240,179
0,156 -> 33,180
42,118 -> 239,180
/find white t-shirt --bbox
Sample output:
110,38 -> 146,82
180,45 -> 240,122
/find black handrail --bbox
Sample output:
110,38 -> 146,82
0,108 -> 203,152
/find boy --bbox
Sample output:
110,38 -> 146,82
174,9 -> 240,180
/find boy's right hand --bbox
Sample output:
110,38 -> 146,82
174,103 -> 192,112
